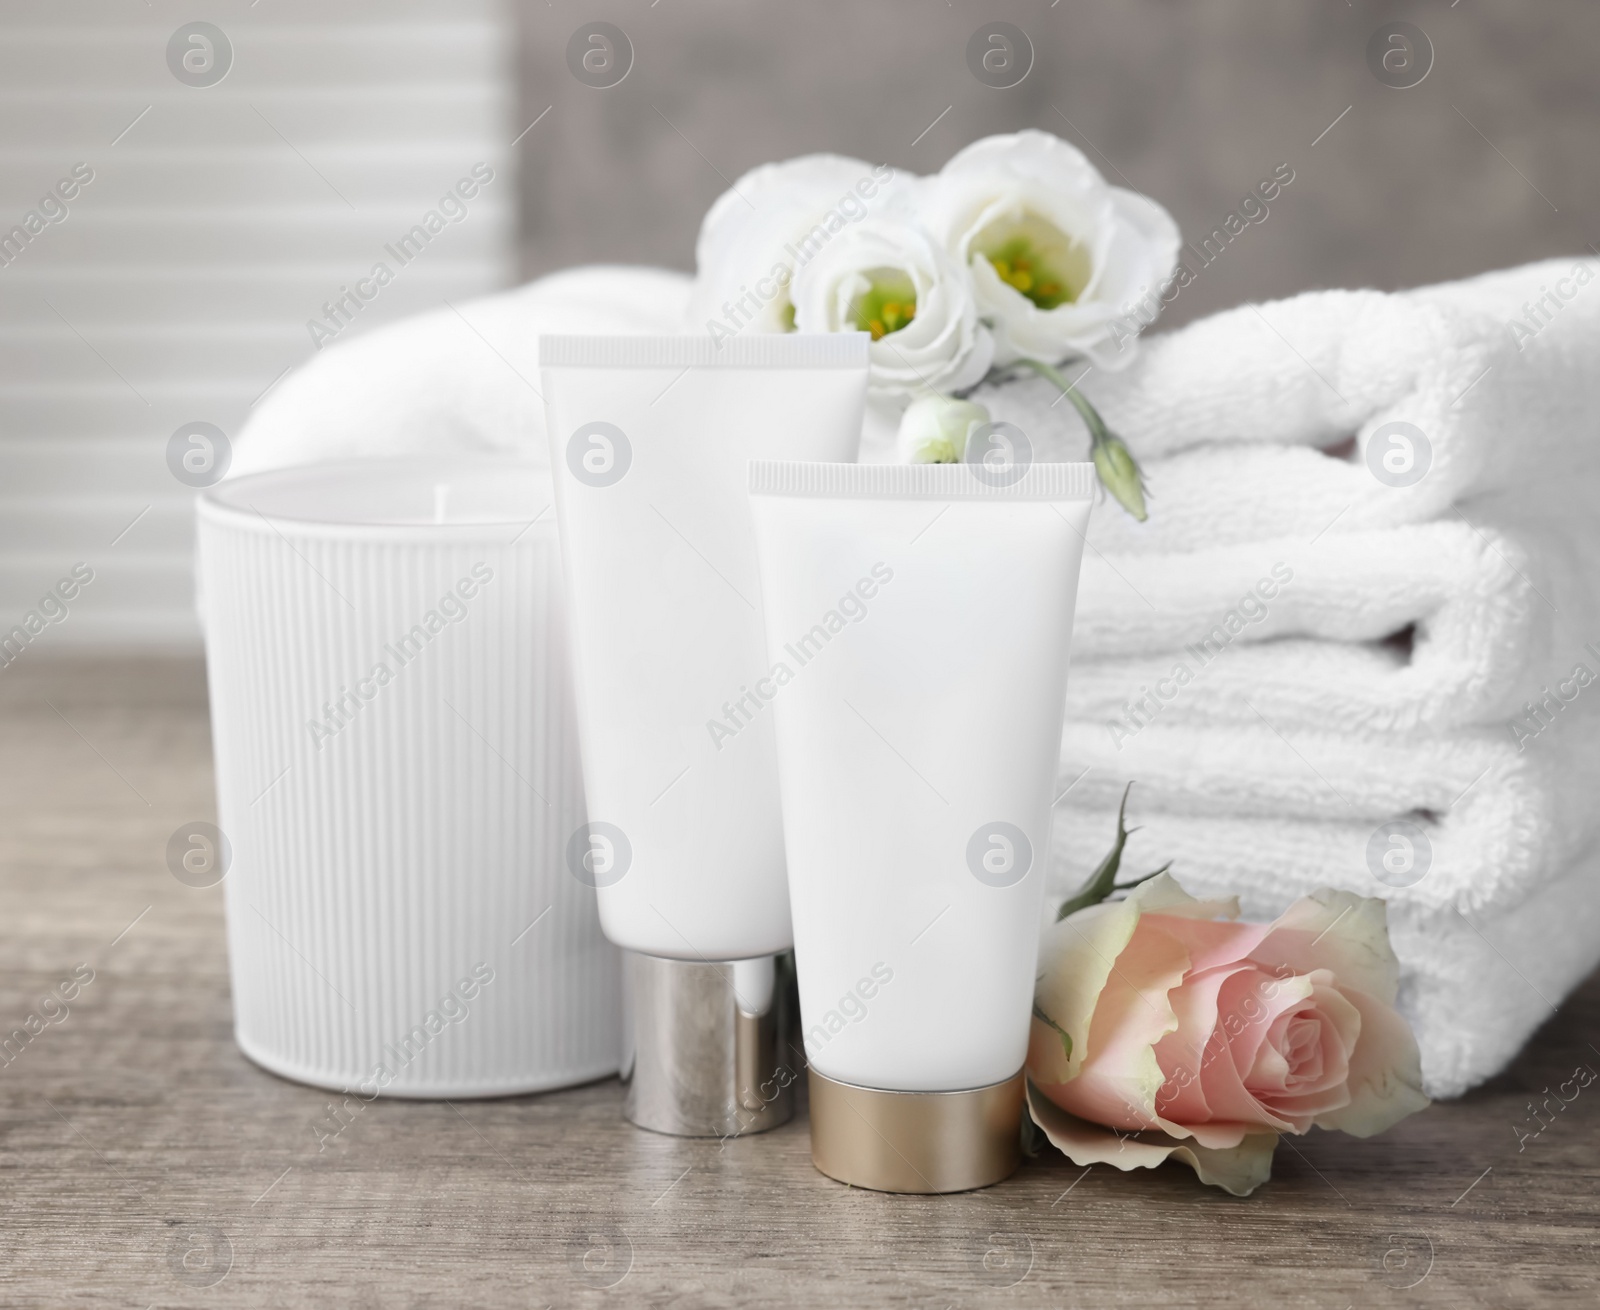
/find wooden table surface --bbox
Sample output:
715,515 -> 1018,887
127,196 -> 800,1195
2,657 -> 1596,1309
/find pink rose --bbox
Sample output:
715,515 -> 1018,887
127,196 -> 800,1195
1027,874 -> 1429,1195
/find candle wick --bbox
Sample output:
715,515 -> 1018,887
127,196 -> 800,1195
433,483 -> 449,524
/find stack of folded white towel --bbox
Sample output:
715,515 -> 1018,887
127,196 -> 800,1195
235,258 -> 1600,1099
975,258 -> 1600,1098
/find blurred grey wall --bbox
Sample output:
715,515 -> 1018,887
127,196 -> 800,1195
517,0 -> 1599,327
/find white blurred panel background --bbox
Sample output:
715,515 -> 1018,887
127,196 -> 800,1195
0,1 -> 516,648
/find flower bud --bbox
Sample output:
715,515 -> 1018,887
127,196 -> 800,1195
896,394 -> 990,465
1092,433 -> 1149,522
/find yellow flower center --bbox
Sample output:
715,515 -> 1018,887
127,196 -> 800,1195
974,214 -> 1092,311
849,269 -> 918,341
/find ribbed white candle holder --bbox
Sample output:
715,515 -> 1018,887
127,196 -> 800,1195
196,456 -> 619,1098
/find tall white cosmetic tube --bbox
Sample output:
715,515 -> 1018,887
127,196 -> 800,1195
540,334 -> 869,1136
749,459 -> 1095,1191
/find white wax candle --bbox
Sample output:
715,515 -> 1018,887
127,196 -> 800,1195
197,456 -> 618,1097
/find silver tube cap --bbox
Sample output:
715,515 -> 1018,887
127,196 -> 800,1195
620,951 -> 796,1137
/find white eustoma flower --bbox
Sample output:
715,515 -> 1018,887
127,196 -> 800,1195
689,154 -> 905,338
896,394 -> 990,464
789,210 -> 994,402
920,130 -> 1181,370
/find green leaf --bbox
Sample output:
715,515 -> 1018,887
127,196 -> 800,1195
1032,1002 -> 1073,1061
1112,861 -> 1172,892
1056,782 -> 1137,920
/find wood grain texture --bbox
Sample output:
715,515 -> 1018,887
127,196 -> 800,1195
1,658 -> 1596,1308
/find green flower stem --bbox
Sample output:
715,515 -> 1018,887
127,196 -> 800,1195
1016,357 -> 1110,443
1055,783 -> 1171,921
1014,357 -> 1150,522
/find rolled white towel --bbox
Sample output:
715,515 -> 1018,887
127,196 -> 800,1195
231,265 -> 694,477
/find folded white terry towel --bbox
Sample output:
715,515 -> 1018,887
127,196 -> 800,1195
231,266 -> 693,477
1397,848 -> 1600,1097
967,258 -> 1600,556
943,259 -> 1600,948
1067,507 -> 1600,735
1053,689 -> 1600,917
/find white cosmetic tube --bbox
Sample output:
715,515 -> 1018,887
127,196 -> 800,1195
540,335 -> 869,1137
749,459 -> 1095,1192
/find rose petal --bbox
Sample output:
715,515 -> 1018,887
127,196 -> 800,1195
1250,891 -> 1401,1005
1180,1118 -> 1267,1151
1216,968 -> 1312,1075
1143,912 -> 1269,973
1033,875 -> 1243,1096
1030,897 -> 1142,1086
1288,980 -> 1358,1094
1152,964 -> 1234,1125
1027,1083 -> 1279,1197
1248,1018 -> 1294,1090
1051,917 -> 1190,1129
1150,960 -> 1282,1129
1312,985 -> 1430,1137
1196,970 -> 1310,1132
1123,871 -> 1240,924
